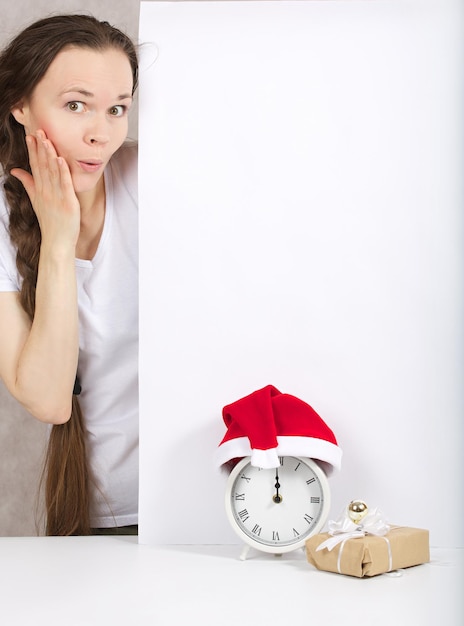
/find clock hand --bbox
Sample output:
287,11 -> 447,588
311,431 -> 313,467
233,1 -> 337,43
273,467 -> 283,504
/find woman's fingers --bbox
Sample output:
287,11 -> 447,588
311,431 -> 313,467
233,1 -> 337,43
11,130 -> 80,248
57,156 -> 77,201
27,134 -> 41,185
34,131 -> 61,189
10,167 -> 35,198
11,134 -> 40,200
11,133 -> 49,200
19,130 -> 75,205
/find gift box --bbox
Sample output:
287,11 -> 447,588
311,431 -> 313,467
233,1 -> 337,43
306,526 -> 430,578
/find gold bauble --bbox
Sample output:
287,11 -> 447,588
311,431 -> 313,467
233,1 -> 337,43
348,500 -> 368,523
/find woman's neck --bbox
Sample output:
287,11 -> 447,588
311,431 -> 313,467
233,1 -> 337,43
75,179 -> 106,260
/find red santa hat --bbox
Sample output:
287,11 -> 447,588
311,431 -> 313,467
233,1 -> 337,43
215,384 -> 342,473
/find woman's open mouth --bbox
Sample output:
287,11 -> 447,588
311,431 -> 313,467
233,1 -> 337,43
77,160 -> 104,173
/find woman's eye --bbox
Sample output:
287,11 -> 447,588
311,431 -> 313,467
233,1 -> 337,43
67,101 -> 84,113
108,105 -> 126,117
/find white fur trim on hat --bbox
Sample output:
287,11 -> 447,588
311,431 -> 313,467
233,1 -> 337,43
215,435 -> 343,473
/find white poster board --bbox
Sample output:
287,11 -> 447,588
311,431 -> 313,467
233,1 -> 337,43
138,0 -> 463,547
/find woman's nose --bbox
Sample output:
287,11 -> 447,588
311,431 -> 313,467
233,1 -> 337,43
85,133 -> 109,145
88,136 -> 108,145
84,117 -> 110,146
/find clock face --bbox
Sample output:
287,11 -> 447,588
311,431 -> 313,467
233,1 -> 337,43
225,456 -> 330,553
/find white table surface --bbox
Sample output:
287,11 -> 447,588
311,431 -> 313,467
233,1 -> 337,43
0,538 -> 462,626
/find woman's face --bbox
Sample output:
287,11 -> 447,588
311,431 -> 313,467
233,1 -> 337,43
12,46 -> 134,194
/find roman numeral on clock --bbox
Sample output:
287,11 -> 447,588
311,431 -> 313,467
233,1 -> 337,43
252,524 -> 262,536
235,493 -> 245,501
272,531 -> 280,541
311,497 -> 320,504
238,509 -> 250,522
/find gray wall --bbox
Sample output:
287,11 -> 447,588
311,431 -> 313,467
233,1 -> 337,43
0,0 -> 143,536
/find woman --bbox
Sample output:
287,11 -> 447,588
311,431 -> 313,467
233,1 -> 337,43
0,15 -> 139,535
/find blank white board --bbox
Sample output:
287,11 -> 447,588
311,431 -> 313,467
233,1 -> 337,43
138,1 -> 463,546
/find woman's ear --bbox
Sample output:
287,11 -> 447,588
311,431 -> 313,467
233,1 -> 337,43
10,101 -> 28,127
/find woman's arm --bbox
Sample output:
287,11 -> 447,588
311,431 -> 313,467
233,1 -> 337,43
0,132 -> 80,424
0,278 -> 78,424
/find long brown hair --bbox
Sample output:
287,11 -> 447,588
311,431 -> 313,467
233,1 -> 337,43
0,15 -> 138,535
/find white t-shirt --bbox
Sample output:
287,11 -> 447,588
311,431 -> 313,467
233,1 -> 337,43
0,143 -> 138,528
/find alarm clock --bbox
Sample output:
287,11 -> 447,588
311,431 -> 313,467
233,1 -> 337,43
225,455 -> 331,555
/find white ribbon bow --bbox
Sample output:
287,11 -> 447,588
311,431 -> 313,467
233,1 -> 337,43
316,507 -> 390,552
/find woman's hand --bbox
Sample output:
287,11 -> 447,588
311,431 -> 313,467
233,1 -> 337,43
11,130 -> 81,252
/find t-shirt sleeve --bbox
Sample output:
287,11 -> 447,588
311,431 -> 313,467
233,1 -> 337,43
0,198 -> 20,292
0,244 -> 19,292
0,275 -> 18,294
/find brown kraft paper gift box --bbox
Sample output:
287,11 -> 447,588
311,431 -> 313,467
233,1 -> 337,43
305,526 -> 430,578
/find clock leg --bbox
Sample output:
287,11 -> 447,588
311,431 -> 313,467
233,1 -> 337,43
239,544 -> 251,561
